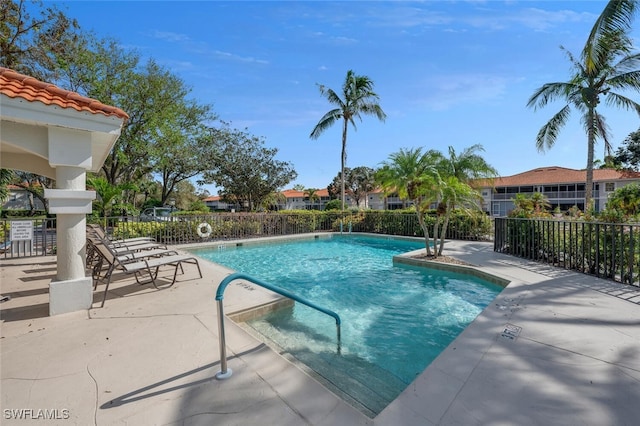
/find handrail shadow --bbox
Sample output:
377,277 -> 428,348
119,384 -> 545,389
99,343 -> 266,409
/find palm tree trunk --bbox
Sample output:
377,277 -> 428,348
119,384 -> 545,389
341,119 -> 348,212
585,109 -> 595,214
415,200 -> 432,256
438,204 -> 453,256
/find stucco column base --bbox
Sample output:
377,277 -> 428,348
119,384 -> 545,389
49,277 -> 93,316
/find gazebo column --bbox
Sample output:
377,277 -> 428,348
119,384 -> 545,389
44,128 -> 96,315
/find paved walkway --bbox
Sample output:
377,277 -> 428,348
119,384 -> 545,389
1,237 -> 639,425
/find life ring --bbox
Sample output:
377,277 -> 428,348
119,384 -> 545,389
196,222 -> 212,238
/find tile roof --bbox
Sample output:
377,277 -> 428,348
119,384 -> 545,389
482,166 -> 640,187
0,67 -> 129,121
281,188 -> 330,198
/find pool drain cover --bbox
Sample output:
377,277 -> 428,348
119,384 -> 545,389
500,323 -> 522,341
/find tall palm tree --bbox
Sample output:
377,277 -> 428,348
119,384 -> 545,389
527,0 -> 640,213
310,70 -> 387,211
375,147 -> 443,254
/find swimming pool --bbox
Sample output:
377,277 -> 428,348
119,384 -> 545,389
191,234 -> 503,415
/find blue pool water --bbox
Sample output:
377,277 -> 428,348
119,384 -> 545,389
191,235 -> 502,415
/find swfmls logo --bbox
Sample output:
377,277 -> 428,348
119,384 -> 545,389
3,408 -> 70,420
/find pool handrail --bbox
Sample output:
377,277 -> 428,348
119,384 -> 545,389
214,271 -> 342,380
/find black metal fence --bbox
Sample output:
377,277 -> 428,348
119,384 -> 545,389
0,218 -> 57,258
1,211 -> 492,259
495,217 -> 640,287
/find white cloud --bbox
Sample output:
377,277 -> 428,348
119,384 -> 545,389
416,74 -> 512,111
213,50 -> 269,65
150,30 -> 190,42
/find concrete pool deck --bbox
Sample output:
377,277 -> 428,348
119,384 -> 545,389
1,236 -> 640,425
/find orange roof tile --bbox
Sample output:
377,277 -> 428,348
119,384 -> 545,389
479,166 -> 640,187
281,188 -> 330,198
0,67 -> 129,121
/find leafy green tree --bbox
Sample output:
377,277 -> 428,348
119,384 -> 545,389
324,199 -> 343,211
327,169 -> 346,200
152,99 -> 216,205
375,147 -> 443,255
527,0 -> 640,212
188,199 -> 209,213
613,128 -> 640,170
347,166 -> 375,209
604,182 -> 640,219
171,180 -> 200,210
310,70 -> 386,211
0,0 -> 82,81
201,124 -> 297,211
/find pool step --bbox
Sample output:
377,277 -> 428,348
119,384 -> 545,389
248,318 -> 407,416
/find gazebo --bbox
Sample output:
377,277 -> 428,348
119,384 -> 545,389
0,67 -> 128,315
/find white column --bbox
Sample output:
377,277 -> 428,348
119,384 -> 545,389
45,128 -> 96,315
54,166 -> 87,281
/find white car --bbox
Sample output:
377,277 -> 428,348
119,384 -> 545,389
139,207 -> 177,222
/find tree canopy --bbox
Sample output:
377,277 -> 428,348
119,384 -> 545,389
201,124 -> 297,211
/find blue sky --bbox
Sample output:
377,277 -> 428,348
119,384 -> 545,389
56,1 -> 639,195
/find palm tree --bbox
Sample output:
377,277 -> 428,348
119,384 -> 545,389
375,147 -> 443,255
87,176 -> 137,228
430,145 -> 496,255
310,70 -> 386,212
527,0 -> 640,213
304,188 -> 320,210
433,176 -> 482,256
441,144 -> 499,186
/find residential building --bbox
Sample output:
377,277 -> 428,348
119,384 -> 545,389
478,166 -> 640,217
202,166 -> 640,214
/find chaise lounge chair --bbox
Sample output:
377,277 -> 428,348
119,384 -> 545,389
89,239 -> 202,307
87,224 -> 158,246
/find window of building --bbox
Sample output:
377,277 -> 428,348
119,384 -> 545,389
482,191 -> 488,196
605,182 -> 615,192
519,186 -> 534,193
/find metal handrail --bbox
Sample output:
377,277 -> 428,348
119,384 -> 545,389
214,272 -> 342,379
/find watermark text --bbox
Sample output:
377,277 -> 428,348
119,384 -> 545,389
3,408 -> 70,420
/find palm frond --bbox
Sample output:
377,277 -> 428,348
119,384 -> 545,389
535,105 -> 572,152
603,91 -> 640,115
584,0 -> 637,73
606,69 -> 640,92
527,82 -> 575,109
309,108 -> 342,139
